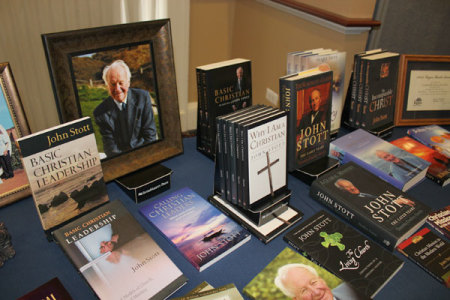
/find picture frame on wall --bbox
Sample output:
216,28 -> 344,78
0,62 -> 31,207
42,19 -> 183,181
395,54 -> 450,126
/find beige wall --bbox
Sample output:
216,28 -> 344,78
189,0 -> 375,111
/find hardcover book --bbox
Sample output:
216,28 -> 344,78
139,187 -> 251,271
173,283 -> 244,300
310,162 -> 431,250
17,277 -> 73,300
397,227 -> 450,287
52,200 -> 187,300
329,129 -> 430,191
243,247 -> 367,300
280,68 -> 332,171
196,58 -> 252,158
407,125 -> 450,158
391,136 -> 450,187
358,51 -> 399,131
427,206 -> 450,239
284,210 -> 404,298
17,117 -> 109,231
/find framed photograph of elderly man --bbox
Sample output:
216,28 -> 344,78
42,19 -> 183,181
0,62 -> 31,207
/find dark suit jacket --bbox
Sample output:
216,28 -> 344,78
93,88 -> 157,157
297,110 -> 325,133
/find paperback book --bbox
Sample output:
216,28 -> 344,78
310,162 -> 431,250
397,227 -> 450,287
280,68 -> 332,171
427,206 -> 450,240
391,136 -> 450,186
17,277 -> 73,300
196,58 -> 252,158
17,117 -> 109,231
52,200 -> 187,300
243,247 -> 367,300
284,210 -> 404,298
139,187 -> 251,271
329,129 -> 430,191
407,125 -> 450,158
173,283 -> 244,300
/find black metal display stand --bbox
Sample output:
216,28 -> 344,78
291,156 -> 339,185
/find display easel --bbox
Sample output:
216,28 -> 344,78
291,156 -> 339,185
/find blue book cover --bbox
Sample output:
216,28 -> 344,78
329,129 -> 430,191
407,125 -> 450,158
140,187 -> 251,271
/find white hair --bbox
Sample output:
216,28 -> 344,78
102,60 -> 131,85
274,263 -> 319,298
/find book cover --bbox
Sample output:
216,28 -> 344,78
301,51 -> 347,134
310,162 -> 431,250
284,210 -> 404,298
196,58 -> 252,158
243,247 -> 367,300
280,69 -> 332,171
427,206 -> 450,239
139,187 -> 251,271
407,125 -> 450,158
173,283 -> 244,300
184,281 -> 214,296
17,277 -> 73,300
17,117 -> 109,231
359,52 -> 399,131
52,200 -> 187,300
391,136 -> 450,186
397,227 -> 450,287
329,129 -> 430,191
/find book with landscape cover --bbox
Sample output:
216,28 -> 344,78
280,68 -> 332,172
17,277 -> 73,300
310,162 -> 431,250
407,125 -> 450,158
243,247 -> 367,300
359,51 -> 399,131
427,206 -> 450,240
397,227 -> 450,287
139,187 -> 251,271
17,117 -> 109,231
173,283 -> 244,300
284,210 -> 404,298
329,129 -> 430,191
52,200 -> 187,300
196,58 -> 252,158
391,136 -> 450,186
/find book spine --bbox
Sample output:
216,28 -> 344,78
354,59 -> 367,128
242,125 -> 250,209
202,71 -> 212,156
216,118 -> 225,197
360,60 -> 371,129
309,180 -> 397,250
279,78 -> 297,172
223,119 -> 231,202
229,121 -> 238,205
196,69 -> 204,151
348,55 -> 361,128
236,122 -> 243,207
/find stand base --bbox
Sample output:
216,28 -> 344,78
291,156 -> 339,185
116,164 -> 172,203
367,123 -> 394,139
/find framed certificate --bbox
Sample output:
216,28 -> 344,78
395,54 -> 450,126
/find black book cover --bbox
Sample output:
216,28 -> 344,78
17,277 -> 73,300
310,162 -> 431,250
397,227 -> 450,287
284,210 -> 404,298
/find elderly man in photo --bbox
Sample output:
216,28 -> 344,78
93,60 -> 157,158
0,124 -> 13,180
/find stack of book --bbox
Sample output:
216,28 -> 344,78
196,58 -> 252,159
286,48 -> 346,135
343,49 -> 400,133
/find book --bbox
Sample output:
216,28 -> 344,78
329,128 -> 430,191
310,162 -> 431,250
173,283 -> 244,300
243,247 -> 367,300
427,206 -> 450,240
196,58 -> 252,158
139,187 -> 251,271
397,227 -> 450,287
209,193 -> 303,244
358,51 -> 399,131
407,125 -> 450,158
280,68 -> 333,172
284,210 -> 404,298
184,281 -> 214,296
52,200 -> 187,300
17,117 -> 109,232
391,136 -> 450,187
17,277 -> 73,300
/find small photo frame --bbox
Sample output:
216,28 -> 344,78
42,19 -> 183,181
395,54 -> 450,126
0,62 -> 31,206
